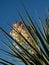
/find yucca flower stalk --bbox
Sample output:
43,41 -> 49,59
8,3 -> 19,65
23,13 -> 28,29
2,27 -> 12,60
0,4 -> 49,65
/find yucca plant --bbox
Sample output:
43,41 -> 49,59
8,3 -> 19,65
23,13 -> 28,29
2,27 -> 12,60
0,4 -> 49,65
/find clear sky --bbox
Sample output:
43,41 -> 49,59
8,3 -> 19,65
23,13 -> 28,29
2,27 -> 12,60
0,0 -> 49,65
0,0 -> 49,30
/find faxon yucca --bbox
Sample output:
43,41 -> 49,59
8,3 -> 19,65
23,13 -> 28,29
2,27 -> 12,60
0,4 -> 49,65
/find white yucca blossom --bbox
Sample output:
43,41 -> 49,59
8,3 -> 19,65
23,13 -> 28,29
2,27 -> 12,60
10,22 -> 40,54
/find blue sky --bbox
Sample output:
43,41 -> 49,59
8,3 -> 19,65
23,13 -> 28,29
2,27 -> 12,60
0,0 -> 49,65
0,0 -> 49,29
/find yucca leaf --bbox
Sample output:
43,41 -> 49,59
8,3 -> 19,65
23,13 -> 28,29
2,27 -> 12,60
6,22 -> 39,54
0,27 -> 38,64
16,8 -> 40,53
22,4 -> 49,57
0,61 -> 7,65
0,58 -> 14,65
